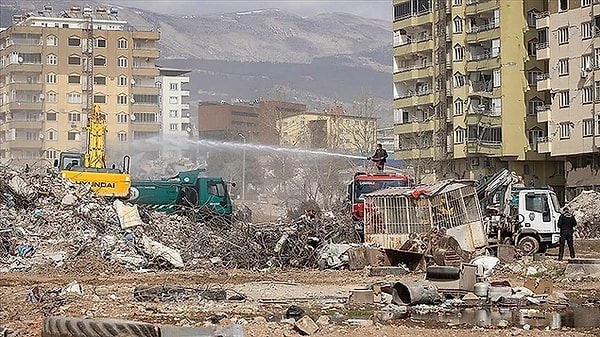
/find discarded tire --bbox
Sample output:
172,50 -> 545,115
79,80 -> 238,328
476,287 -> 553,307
42,317 -> 159,337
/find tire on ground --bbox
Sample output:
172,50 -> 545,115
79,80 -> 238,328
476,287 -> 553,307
42,316 -> 159,337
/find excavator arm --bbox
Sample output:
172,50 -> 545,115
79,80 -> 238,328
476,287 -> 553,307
84,104 -> 108,169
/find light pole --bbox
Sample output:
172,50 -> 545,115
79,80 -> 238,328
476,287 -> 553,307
238,133 -> 246,204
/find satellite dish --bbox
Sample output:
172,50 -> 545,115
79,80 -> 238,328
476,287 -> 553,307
130,97 -> 135,103
130,79 -> 136,85
39,134 -> 44,140
18,56 -> 23,63
130,114 -> 136,121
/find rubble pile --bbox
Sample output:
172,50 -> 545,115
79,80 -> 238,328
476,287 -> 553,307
568,190 -> 600,239
0,165 -> 359,272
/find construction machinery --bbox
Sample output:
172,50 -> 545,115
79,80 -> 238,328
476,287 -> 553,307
54,104 -> 131,198
127,168 -> 233,217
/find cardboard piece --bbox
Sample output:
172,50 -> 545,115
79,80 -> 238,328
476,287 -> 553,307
523,278 -> 553,295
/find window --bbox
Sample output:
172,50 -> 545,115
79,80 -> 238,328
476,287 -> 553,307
559,91 -> 570,107
560,123 -> 571,139
584,119 -> 595,136
454,99 -> 464,115
528,70 -> 541,86
95,38 -> 106,48
117,57 -> 128,68
68,37 -> 80,46
47,54 -> 57,65
493,69 -> 501,87
582,54 -> 593,71
170,83 -> 179,91
559,0 -> 568,11
595,48 -> 600,67
68,112 -> 81,122
454,128 -> 465,143
118,132 -> 127,142
46,150 -> 57,160
169,96 -> 179,104
117,113 -> 128,123
558,59 -> 569,75
597,115 -> 600,135
94,57 -> 106,66
47,130 -> 56,141
118,75 -> 128,86
93,95 -> 106,103
582,22 -> 593,39
67,131 -> 81,141
46,35 -> 57,46
169,123 -> 178,131
133,94 -> 158,105
169,109 -> 178,118
67,93 -> 81,104
529,129 -> 544,146
46,73 -> 56,84
583,86 -> 594,104
46,111 -> 56,121
528,100 -> 543,115
528,39 -> 537,57
94,76 -> 106,85
583,0 -> 592,7
68,55 -> 80,65
558,27 -> 569,44
453,72 -> 465,87
46,92 -> 56,103
68,75 -> 80,84
453,45 -> 464,61
525,194 -> 545,213
118,38 -> 128,49
453,17 -> 463,33
454,0 -> 462,5
117,94 -> 128,105
527,11 -> 538,27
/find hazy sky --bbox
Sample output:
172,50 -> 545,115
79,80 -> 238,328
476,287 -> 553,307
110,0 -> 392,21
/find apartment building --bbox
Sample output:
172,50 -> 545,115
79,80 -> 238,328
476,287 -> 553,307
392,0 -> 565,195
535,0 -> 600,198
156,67 -> 191,137
0,6 -> 160,165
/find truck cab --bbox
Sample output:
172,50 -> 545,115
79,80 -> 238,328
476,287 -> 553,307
513,188 -> 561,254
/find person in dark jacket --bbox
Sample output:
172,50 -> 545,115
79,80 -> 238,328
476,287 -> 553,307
557,207 -> 577,260
368,144 -> 388,172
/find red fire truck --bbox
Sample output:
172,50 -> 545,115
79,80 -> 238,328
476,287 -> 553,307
347,171 -> 413,239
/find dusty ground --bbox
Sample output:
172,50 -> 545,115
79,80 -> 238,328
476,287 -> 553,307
2,240 -> 600,337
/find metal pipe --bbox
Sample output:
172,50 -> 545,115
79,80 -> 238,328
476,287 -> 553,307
391,280 -> 440,305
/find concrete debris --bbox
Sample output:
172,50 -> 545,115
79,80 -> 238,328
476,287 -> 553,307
140,234 -> 184,268
62,280 -> 83,295
294,316 -> 319,335
113,199 -> 143,229
568,190 -> 600,239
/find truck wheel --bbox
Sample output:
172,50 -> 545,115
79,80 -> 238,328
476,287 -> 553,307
517,236 -> 540,256
42,316 -> 159,337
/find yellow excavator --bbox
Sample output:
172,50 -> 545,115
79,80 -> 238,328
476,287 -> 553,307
54,104 -> 131,197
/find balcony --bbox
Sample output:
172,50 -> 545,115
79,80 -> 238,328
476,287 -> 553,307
4,120 -> 43,129
131,123 -> 160,132
394,90 -> 434,107
394,37 -> 434,56
393,64 -> 434,82
468,83 -> 500,98
132,67 -> 159,77
131,86 -> 159,95
131,30 -> 160,41
466,53 -> 500,71
8,82 -> 43,91
466,22 -> 500,43
465,0 -> 498,15
536,105 -> 552,123
394,147 -> 435,160
536,73 -> 551,91
181,90 -> 190,97
535,12 -> 549,29
1,63 -> 42,72
5,139 -> 43,149
536,137 -> 551,153
464,110 -> 502,126
536,42 -> 550,60
394,119 -> 438,134
132,48 -> 160,59
132,104 -> 159,113
180,103 -> 190,110
393,9 -> 433,27
6,102 -> 43,110
466,140 -> 502,156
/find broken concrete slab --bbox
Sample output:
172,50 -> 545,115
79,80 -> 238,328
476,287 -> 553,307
113,200 -> 144,229
564,258 -> 600,280
294,315 -> 319,335
141,234 -> 184,268
349,289 -> 373,304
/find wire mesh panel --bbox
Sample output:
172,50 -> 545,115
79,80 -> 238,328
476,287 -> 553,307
364,194 -> 433,236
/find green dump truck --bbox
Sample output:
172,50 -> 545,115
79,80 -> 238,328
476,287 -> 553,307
127,169 -> 233,218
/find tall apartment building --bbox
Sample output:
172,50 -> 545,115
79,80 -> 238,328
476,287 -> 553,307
0,6 -> 160,165
535,0 -> 600,198
156,67 -> 191,137
392,0 -> 565,196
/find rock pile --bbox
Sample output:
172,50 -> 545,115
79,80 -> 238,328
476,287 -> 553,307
0,165 -> 359,272
568,190 -> 600,239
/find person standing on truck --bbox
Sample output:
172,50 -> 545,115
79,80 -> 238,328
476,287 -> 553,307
557,206 -> 577,260
368,144 -> 388,172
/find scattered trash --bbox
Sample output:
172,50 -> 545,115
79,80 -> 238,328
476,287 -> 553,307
133,285 -> 229,302
285,305 -> 305,319
26,286 -> 43,303
62,280 -> 83,296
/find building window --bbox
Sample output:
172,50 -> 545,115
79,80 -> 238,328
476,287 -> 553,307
46,150 -> 57,160
170,123 -> 178,131
94,57 -> 106,66
559,123 -> 571,139
47,130 -> 56,141
46,35 -> 57,46
118,57 -> 128,68
68,55 -> 80,65
528,70 -> 541,86
68,37 -> 80,46
46,92 -> 56,103
68,112 -> 81,122
118,38 -> 128,49
583,0 -> 592,7
559,91 -> 570,107
47,54 -> 57,65
528,39 -> 538,57
453,45 -> 464,61
584,119 -> 595,136
558,59 -> 569,75
559,0 -> 568,11
528,100 -> 543,115
528,129 -> 544,146
454,99 -> 464,116
94,76 -> 106,85
95,38 -> 106,48
453,72 -> 465,87
118,132 -> 127,142
527,11 -> 538,27
68,75 -> 80,84
582,22 -> 593,39
170,83 -> 179,91
454,0 -> 462,5
597,115 -> 600,135
46,111 -> 56,121
582,54 -> 593,71
169,96 -> 179,104
117,94 -> 128,105
558,27 -> 569,44
169,109 -> 178,117
46,73 -> 56,84
67,93 -> 81,104
93,95 -> 106,103
117,113 -> 128,123
454,128 -> 465,144
118,75 -> 128,86
453,17 -> 463,33
67,131 -> 80,141
583,86 -> 594,104
493,69 -> 501,87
